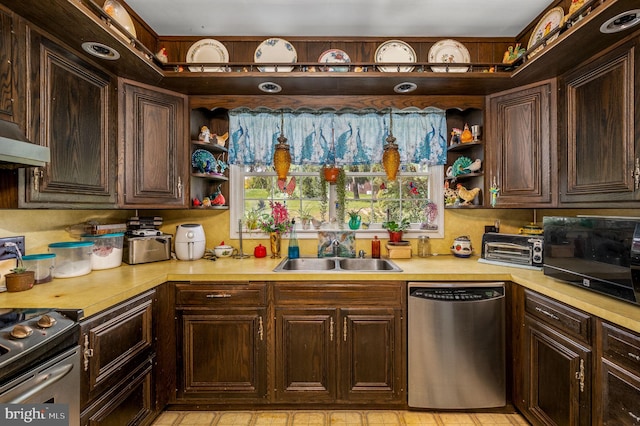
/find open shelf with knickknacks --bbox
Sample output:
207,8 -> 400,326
444,108 -> 484,208
189,107 -> 230,209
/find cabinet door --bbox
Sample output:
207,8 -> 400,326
177,308 -> 267,401
80,291 -> 155,409
600,359 -> 640,425
559,42 -> 637,204
20,32 -> 117,208
524,316 -> 592,426
486,79 -> 556,207
340,308 -> 404,403
119,79 -> 188,208
275,308 -> 337,402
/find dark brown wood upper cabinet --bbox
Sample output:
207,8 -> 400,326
19,31 -> 117,208
118,79 -> 188,208
486,79 -> 557,207
559,39 -> 638,205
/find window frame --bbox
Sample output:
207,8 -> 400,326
229,165 -> 444,240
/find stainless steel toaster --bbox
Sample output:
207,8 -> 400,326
123,234 -> 172,264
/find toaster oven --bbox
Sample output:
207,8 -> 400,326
479,233 -> 544,269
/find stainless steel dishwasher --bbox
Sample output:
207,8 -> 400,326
408,282 -> 506,409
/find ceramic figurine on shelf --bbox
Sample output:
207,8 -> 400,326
460,123 -> 473,143
450,128 -> 462,145
456,184 -> 481,205
217,159 -> 228,174
155,47 -> 168,64
502,43 -> 526,64
192,197 -> 202,207
198,126 -> 211,143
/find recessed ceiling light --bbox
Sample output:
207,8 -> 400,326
600,9 -> 640,33
81,42 -> 120,60
394,82 -> 417,93
258,82 -> 282,93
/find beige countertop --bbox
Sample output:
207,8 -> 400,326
1,255 -> 639,332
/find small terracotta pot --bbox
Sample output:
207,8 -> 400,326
388,231 -> 403,243
5,271 -> 35,292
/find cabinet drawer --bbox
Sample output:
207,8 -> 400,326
274,281 -> 404,307
601,321 -> 640,376
176,282 -> 266,307
524,290 -> 591,344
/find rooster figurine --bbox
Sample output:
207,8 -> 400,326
155,47 -> 168,64
456,184 -> 481,206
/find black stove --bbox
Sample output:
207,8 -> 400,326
0,308 -> 81,383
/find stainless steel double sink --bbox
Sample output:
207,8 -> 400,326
273,257 -> 402,272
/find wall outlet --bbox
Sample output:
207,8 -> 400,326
0,236 -> 26,260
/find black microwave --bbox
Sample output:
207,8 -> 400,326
543,216 -> 640,306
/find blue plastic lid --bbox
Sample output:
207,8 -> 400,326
22,253 -> 56,260
81,232 -> 125,238
49,241 -> 94,248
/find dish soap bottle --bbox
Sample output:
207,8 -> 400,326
288,219 -> 300,259
371,236 -> 381,259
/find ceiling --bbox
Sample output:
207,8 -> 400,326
125,0 -> 554,38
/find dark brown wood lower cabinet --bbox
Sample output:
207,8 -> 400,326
523,316 -> 592,426
176,308 -> 268,401
79,290 -> 157,426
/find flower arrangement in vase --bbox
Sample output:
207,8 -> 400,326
258,201 -> 292,258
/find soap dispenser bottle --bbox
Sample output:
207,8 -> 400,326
288,219 -> 300,259
371,236 -> 381,259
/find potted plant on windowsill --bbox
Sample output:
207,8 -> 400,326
382,218 -> 410,243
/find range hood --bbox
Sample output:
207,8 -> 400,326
0,119 -> 49,168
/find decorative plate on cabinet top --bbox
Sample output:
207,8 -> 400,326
428,39 -> 470,73
374,40 -> 416,72
254,38 -> 297,72
186,39 -> 229,72
527,7 -> 565,58
318,49 -> 351,72
103,0 -> 137,40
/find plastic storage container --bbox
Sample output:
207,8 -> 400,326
48,241 -> 94,278
81,232 -> 124,270
21,253 -> 56,284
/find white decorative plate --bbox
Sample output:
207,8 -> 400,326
254,38 -> 297,72
186,39 -> 229,72
428,39 -> 470,73
527,7 -> 565,58
103,0 -> 137,40
318,49 -> 351,72
374,40 -> 416,72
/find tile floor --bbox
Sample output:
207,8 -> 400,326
151,410 -> 530,426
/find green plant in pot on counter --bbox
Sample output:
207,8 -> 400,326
5,261 -> 35,293
382,218 -> 410,243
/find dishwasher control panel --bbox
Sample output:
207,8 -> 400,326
410,287 -> 504,301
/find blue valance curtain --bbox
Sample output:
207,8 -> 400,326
228,107 -> 448,166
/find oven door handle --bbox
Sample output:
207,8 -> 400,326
8,362 -> 75,403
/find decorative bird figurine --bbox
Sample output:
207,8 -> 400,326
214,132 -> 229,147
456,184 -> 481,205
155,47 -> 168,64
466,158 -> 482,173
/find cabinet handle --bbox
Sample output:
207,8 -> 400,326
343,317 -> 347,342
628,411 -> 640,422
535,306 -> 560,321
32,168 -> 43,192
628,352 -> 640,362
206,293 -> 231,298
574,358 -> 585,392
330,317 -> 334,342
634,158 -> 640,191
177,176 -> 183,198
258,316 -> 264,341
82,334 -> 94,372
